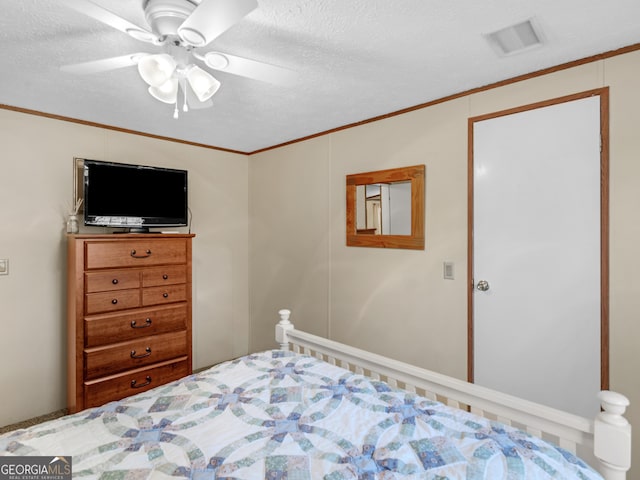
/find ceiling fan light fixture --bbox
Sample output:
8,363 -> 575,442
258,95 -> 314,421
186,65 -> 221,102
137,53 -> 177,87
148,77 -> 179,104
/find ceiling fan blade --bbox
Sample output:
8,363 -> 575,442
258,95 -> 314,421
177,0 -> 258,47
59,0 -> 160,44
61,53 -> 148,75
200,52 -> 298,86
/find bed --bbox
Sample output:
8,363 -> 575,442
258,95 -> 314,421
0,309 -> 631,479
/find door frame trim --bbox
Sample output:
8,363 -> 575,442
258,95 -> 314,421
467,87 -> 610,390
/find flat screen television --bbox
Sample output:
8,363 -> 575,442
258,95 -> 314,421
83,159 -> 188,232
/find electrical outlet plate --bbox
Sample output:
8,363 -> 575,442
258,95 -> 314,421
0,259 -> 8,275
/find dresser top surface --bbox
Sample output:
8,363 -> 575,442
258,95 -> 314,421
68,233 -> 195,240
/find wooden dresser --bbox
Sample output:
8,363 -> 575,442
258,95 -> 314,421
67,234 -> 194,413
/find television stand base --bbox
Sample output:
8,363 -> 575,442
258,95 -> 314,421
113,227 -> 151,234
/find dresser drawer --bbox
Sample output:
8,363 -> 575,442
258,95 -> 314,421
142,284 -> 187,306
142,265 -> 187,287
85,270 -> 141,293
85,289 -> 141,315
84,330 -> 187,380
84,358 -> 189,409
85,239 -> 187,270
84,304 -> 188,347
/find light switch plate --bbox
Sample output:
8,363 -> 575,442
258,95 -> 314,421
443,261 -> 454,280
0,259 -> 8,275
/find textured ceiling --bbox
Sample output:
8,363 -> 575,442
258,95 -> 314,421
1,0 -> 639,153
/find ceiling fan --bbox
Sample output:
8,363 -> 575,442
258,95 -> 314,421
60,0 -> 297,118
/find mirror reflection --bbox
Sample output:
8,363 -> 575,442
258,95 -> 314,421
346,164 -> 425,250
356,181 -> 411,235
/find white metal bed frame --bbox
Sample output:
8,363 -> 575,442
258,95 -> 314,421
275,309 -> 631,480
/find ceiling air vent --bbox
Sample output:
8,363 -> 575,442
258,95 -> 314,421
484,18 -> 544,56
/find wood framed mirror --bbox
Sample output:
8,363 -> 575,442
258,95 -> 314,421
346,164 -> 425,249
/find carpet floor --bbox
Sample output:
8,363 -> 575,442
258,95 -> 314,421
0,409 -> 67,434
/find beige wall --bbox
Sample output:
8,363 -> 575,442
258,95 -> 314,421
0,47 -> 637,473
249,49 -> 640,473
0,109 -> 250,426
249,137 -> 331,340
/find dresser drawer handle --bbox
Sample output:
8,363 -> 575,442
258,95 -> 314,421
131,376 -> 152,388
130,347 -> 152,359
130,249 -> 152,258
162,274 -> 168,280
163,293 -> 169,298
131,318 -> 152,329
112,279 -> 119,285
111,299 -> 118,305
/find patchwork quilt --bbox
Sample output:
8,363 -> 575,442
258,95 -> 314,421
0,350 -> 603,479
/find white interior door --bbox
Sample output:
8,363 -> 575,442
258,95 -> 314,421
471,94 -> 605,417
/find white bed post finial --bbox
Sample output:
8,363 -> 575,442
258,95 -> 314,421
594,390 -> 631,480
275,309 -> 294,351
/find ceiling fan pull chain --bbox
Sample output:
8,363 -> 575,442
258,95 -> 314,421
173,102 -> 179,119
183,82 -> 189,112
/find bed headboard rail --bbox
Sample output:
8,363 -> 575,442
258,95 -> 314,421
276,309 -> 631,480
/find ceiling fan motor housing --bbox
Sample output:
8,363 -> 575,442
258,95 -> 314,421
143,0 -> 198,38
